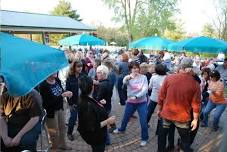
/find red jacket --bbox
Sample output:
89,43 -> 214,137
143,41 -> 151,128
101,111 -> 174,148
158,73 -> 201,122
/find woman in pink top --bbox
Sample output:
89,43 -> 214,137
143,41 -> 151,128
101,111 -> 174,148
113,61 -> 149,146
201,70 -> 226,131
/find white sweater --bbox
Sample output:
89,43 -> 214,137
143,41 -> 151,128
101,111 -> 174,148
149,74 -> 166,102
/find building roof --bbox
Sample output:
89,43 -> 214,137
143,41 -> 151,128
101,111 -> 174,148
1,10 -> 95,33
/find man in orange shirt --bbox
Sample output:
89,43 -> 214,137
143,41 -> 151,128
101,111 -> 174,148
157,57 -> 201,152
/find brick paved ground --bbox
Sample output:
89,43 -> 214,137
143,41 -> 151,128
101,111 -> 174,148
37,88 -> 227,152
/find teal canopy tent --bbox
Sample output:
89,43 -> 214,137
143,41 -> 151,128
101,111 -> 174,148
129,36 -> 174,50
0,32 -> 68,96
59,34 -> 106,46
168,36 -> 227,53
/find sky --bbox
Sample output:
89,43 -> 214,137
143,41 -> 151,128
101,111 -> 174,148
1,0 -> 217,34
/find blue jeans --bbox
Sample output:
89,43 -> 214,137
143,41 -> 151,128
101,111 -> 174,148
118,102 -> 149,141
67,105 -> 78,135
202,100 -> 226,128
105,110 -> 111,145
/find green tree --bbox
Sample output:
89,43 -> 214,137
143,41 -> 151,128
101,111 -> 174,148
210,0 -> 227,40
164,21 -> 186,40
202,23 -> 216,37
51,0 -> 82,21
103,0 -> 143,42
96,25 -> 128,46
102,0 -> 178,42
135,0 -> 178,39
50,0 -> 82,45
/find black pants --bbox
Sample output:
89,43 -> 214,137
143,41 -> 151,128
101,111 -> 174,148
91,143 -> 105,152
158,120 -> 191,152
147,100 -> 157,123
117,76 -> 127,105
189,116 -> 200,145
156,119 -> 175,149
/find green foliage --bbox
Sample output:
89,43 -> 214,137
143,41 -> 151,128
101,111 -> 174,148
49,34 -> 68,46
163,21 -> 186,41
50,0 -> 82,45
102,0 -> 179,42
135,0 -> 178,39
202,23 -> 217,38
206,0 -> 227,40
96,25 -> 128,46
51,0 -> 82,21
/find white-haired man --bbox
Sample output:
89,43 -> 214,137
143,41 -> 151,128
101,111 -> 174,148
157,57 -> 201,152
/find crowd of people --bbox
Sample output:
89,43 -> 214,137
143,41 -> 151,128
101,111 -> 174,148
0,48 -> 227,152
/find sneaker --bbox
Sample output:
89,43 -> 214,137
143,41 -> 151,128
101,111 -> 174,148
67,134 -> 75,141
113,129 -> 124,134
109,124 -> 117,133
109,127 -> 115,133
140,141 -> 147,146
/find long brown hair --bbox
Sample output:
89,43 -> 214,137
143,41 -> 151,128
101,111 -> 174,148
67,60 -> 82,77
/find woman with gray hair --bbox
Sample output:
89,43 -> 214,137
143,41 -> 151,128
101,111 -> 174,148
93,65 -> 114,145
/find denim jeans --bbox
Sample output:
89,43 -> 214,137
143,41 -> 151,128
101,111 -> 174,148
118,102 -> 149,141
200,92 -> 209,120
202,100 -> 226,128
105,110 -> 111,145
147,100 -> 157,123
67,105 -> 78,135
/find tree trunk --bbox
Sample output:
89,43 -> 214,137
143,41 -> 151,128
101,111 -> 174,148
127,33 -> 133,43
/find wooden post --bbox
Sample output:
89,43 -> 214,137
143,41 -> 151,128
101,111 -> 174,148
30,33 -> 33,41
41,32 -> 46,45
